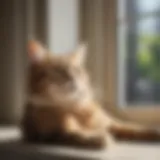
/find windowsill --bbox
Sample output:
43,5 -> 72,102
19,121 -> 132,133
0,126 -> 160,160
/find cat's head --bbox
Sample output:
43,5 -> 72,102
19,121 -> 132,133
28,40 -> 93,106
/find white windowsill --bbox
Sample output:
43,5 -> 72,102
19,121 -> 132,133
0,127 -> 160,160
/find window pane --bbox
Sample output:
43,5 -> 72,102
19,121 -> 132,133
137,0 -> 160,14
117,1 -> 160,107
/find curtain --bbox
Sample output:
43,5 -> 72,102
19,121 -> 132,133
0,0 -> 48,124
80,0 -> 117,103
0,0 -> 28,124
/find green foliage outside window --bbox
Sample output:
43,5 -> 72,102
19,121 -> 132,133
137,35 -> 160,82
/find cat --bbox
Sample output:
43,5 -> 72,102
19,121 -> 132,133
22,40 -> 160,149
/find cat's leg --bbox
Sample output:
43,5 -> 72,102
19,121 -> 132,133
21,104 -> 56,143
62,115 -> 107,149
21,104 -> 42,143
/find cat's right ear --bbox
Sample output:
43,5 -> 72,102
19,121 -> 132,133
28,40 -> 46,62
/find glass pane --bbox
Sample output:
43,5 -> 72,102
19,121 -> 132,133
117,1 -> 160,107
137,0 -> 160,14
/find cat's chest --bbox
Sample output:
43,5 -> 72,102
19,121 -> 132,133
24,102 -> 106,133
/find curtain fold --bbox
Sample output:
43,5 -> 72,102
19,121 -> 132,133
0,0 -> 28,124
80,0 -> 117,103
0,0 -> 48,124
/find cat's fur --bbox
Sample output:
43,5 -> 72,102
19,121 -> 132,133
22,40 -> 160,149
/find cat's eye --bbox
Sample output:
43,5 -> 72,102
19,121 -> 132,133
51,67 -> 72,84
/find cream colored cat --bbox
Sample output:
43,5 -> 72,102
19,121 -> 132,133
22,40 -> 160,149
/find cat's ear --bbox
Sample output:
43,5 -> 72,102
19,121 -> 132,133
28,40 -> 46,62
70,43 -> 88,66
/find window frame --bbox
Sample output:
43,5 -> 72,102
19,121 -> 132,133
118,0 -> 160,106
116,0 -> 160,125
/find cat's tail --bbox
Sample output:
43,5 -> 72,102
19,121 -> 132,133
109,119 -> 160,141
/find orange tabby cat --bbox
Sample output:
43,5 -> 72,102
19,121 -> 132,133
22,40 -> 160,149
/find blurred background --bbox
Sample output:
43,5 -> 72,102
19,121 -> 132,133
0,0 -> 160,125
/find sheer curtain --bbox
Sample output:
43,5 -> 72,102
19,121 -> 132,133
80,0 -> 117,103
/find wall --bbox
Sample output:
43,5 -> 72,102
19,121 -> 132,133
47,0 -> 79,53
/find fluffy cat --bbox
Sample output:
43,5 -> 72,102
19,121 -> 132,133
22,40 -> 160,149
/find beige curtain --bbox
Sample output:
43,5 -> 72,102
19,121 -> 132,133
0,0 -> 28,124
80,0 -> 117,103
0,0 -> 48,124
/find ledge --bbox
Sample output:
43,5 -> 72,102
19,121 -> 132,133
0,127 -> 160,160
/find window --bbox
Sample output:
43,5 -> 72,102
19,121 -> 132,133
80,0 -> 160,124
117,0 -> 160,107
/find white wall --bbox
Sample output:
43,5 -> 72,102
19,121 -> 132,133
47,0 -> 79,54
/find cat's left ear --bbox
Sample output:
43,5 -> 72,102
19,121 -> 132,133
70,43 -> 88,66
28,40 -> 46,63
